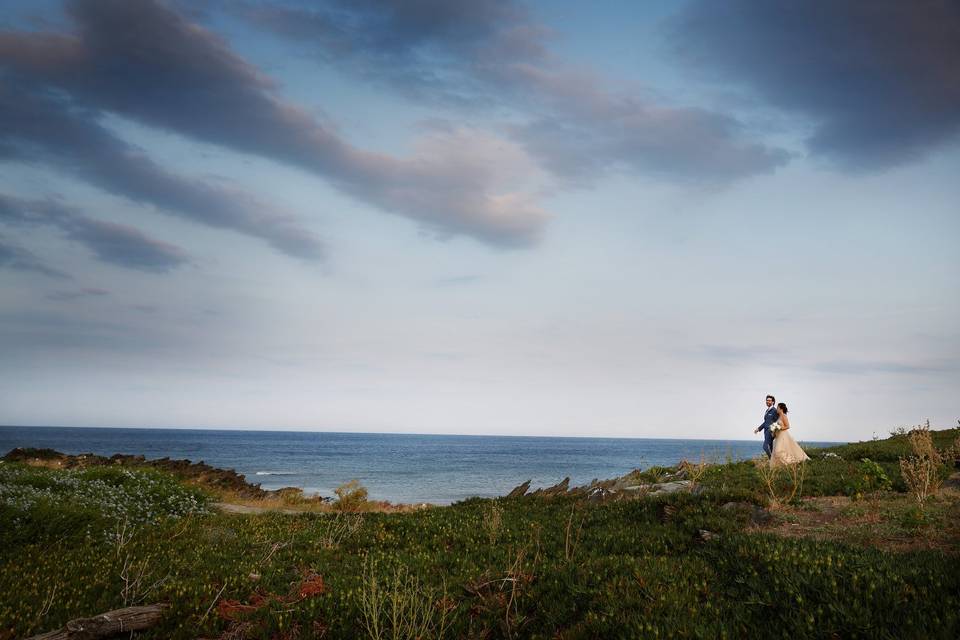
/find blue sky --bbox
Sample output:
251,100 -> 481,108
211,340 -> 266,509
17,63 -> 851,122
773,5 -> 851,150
1,0 -> 958,441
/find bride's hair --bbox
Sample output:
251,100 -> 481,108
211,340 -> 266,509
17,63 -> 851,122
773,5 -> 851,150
777,402 -> 788,414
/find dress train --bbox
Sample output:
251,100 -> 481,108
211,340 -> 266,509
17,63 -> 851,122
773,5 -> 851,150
770,425 -> 809,466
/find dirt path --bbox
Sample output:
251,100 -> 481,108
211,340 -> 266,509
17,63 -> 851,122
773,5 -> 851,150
213,502 -> 316,515
762,473 -> 960,554
213,501 -> 433,514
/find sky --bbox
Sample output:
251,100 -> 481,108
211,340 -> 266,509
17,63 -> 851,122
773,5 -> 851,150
0,0 -> 958,442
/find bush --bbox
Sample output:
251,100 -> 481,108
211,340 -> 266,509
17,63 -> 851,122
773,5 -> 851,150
334,480 -> 369,512
899,424 -> 957,504
848,458 -> 893,498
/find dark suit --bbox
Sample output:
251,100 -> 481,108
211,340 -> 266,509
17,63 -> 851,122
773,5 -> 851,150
759,406 -> 779,458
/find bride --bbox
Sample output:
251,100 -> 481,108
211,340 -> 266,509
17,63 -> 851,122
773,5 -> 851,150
770,402 -> 809,466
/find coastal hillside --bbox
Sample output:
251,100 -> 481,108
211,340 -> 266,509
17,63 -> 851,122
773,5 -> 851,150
1,425 -> 958,639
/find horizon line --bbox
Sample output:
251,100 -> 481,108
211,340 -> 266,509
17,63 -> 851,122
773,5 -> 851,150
0,423 -> 850,444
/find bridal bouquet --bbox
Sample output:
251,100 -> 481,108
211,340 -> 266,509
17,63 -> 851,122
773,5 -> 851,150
770,423 -> 782,437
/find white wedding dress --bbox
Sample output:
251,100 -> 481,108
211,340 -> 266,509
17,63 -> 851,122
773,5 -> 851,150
770,423 -> 809,467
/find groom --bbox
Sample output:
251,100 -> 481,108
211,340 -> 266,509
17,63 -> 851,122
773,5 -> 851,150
754,395 -> 778,458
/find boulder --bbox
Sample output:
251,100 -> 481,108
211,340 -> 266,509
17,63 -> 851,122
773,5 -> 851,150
623,480 -> 691,495
506,480 -> 531,498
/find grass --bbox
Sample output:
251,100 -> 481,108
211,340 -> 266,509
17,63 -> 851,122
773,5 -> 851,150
1,427 -> 959,639
807,424 -> 960,463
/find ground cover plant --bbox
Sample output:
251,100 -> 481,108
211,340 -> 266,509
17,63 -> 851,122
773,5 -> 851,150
1,426 -> 958,639
0,462 -> 210,547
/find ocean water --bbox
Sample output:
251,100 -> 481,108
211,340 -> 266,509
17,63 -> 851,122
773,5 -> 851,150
0,426 -> 838,505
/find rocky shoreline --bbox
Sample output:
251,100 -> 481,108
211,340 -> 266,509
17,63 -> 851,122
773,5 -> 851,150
3,447 -> 706,507
2,447 -> 279,500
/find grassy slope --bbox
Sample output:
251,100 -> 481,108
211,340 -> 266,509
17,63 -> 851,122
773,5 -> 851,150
1,429 -> 958,639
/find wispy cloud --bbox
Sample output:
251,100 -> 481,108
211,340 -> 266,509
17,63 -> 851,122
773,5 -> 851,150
46,287 -> 110,301
0,0 -> 547,247
239,0 -> 789,184
815,360 -> 957,376
673,0 -> 960,170
697,344 -> 786,365
0,194 -> 191,273
0,82 -> 325,260
0,233 -> 68,278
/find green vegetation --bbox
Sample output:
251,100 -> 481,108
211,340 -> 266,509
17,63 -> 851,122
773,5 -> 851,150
334,479 -> 371,512
0,462 -> 210,548
1,426 -> 958,639
809,423 -> 960,462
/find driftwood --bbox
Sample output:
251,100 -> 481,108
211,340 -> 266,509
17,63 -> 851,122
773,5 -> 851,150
27,604 -> 169,640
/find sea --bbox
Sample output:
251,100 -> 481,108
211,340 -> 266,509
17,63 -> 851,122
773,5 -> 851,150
0,426 -> 838,505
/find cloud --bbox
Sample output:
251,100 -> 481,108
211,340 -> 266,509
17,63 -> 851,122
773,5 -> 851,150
0,233 -> 68,278
0,0 -> 547,247
697,344 -> 785,364
0,81 -> 325,260
815,360 -> 957,376
46,287 -> 110,301
0,309 -> 171,352
235,0 -> 546,107
673,0 -> 960,170
511,100 -> 787,184
238,0 -> 789,183
0,193 -> 191,272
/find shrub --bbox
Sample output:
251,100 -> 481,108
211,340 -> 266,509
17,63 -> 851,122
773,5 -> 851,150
849,458 -> 893,498
899,505 -> 927,532
678,456 -> 709,491
334,480 -> 369,512
899,422 -> 956,504
753,458 -> 806,506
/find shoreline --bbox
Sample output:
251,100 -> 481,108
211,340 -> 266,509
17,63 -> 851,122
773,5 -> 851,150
0,435 -> 852,509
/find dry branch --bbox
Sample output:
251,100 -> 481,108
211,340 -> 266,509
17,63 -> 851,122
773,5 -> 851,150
26,603 -> 168,640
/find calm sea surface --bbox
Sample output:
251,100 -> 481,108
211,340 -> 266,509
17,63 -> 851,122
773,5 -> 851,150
0,426 -> 838,504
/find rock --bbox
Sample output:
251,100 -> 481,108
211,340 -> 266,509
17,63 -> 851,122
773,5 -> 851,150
532,477 -> 570,497
698,529 -> 719,542
506,480 -> 531,498
622,480 -> 691,495
3,447 -> 62,461
586,486 -> 617,503
821,452 -> 841,459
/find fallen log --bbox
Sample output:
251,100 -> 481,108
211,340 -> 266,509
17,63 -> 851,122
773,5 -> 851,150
27,604 -> 169,640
